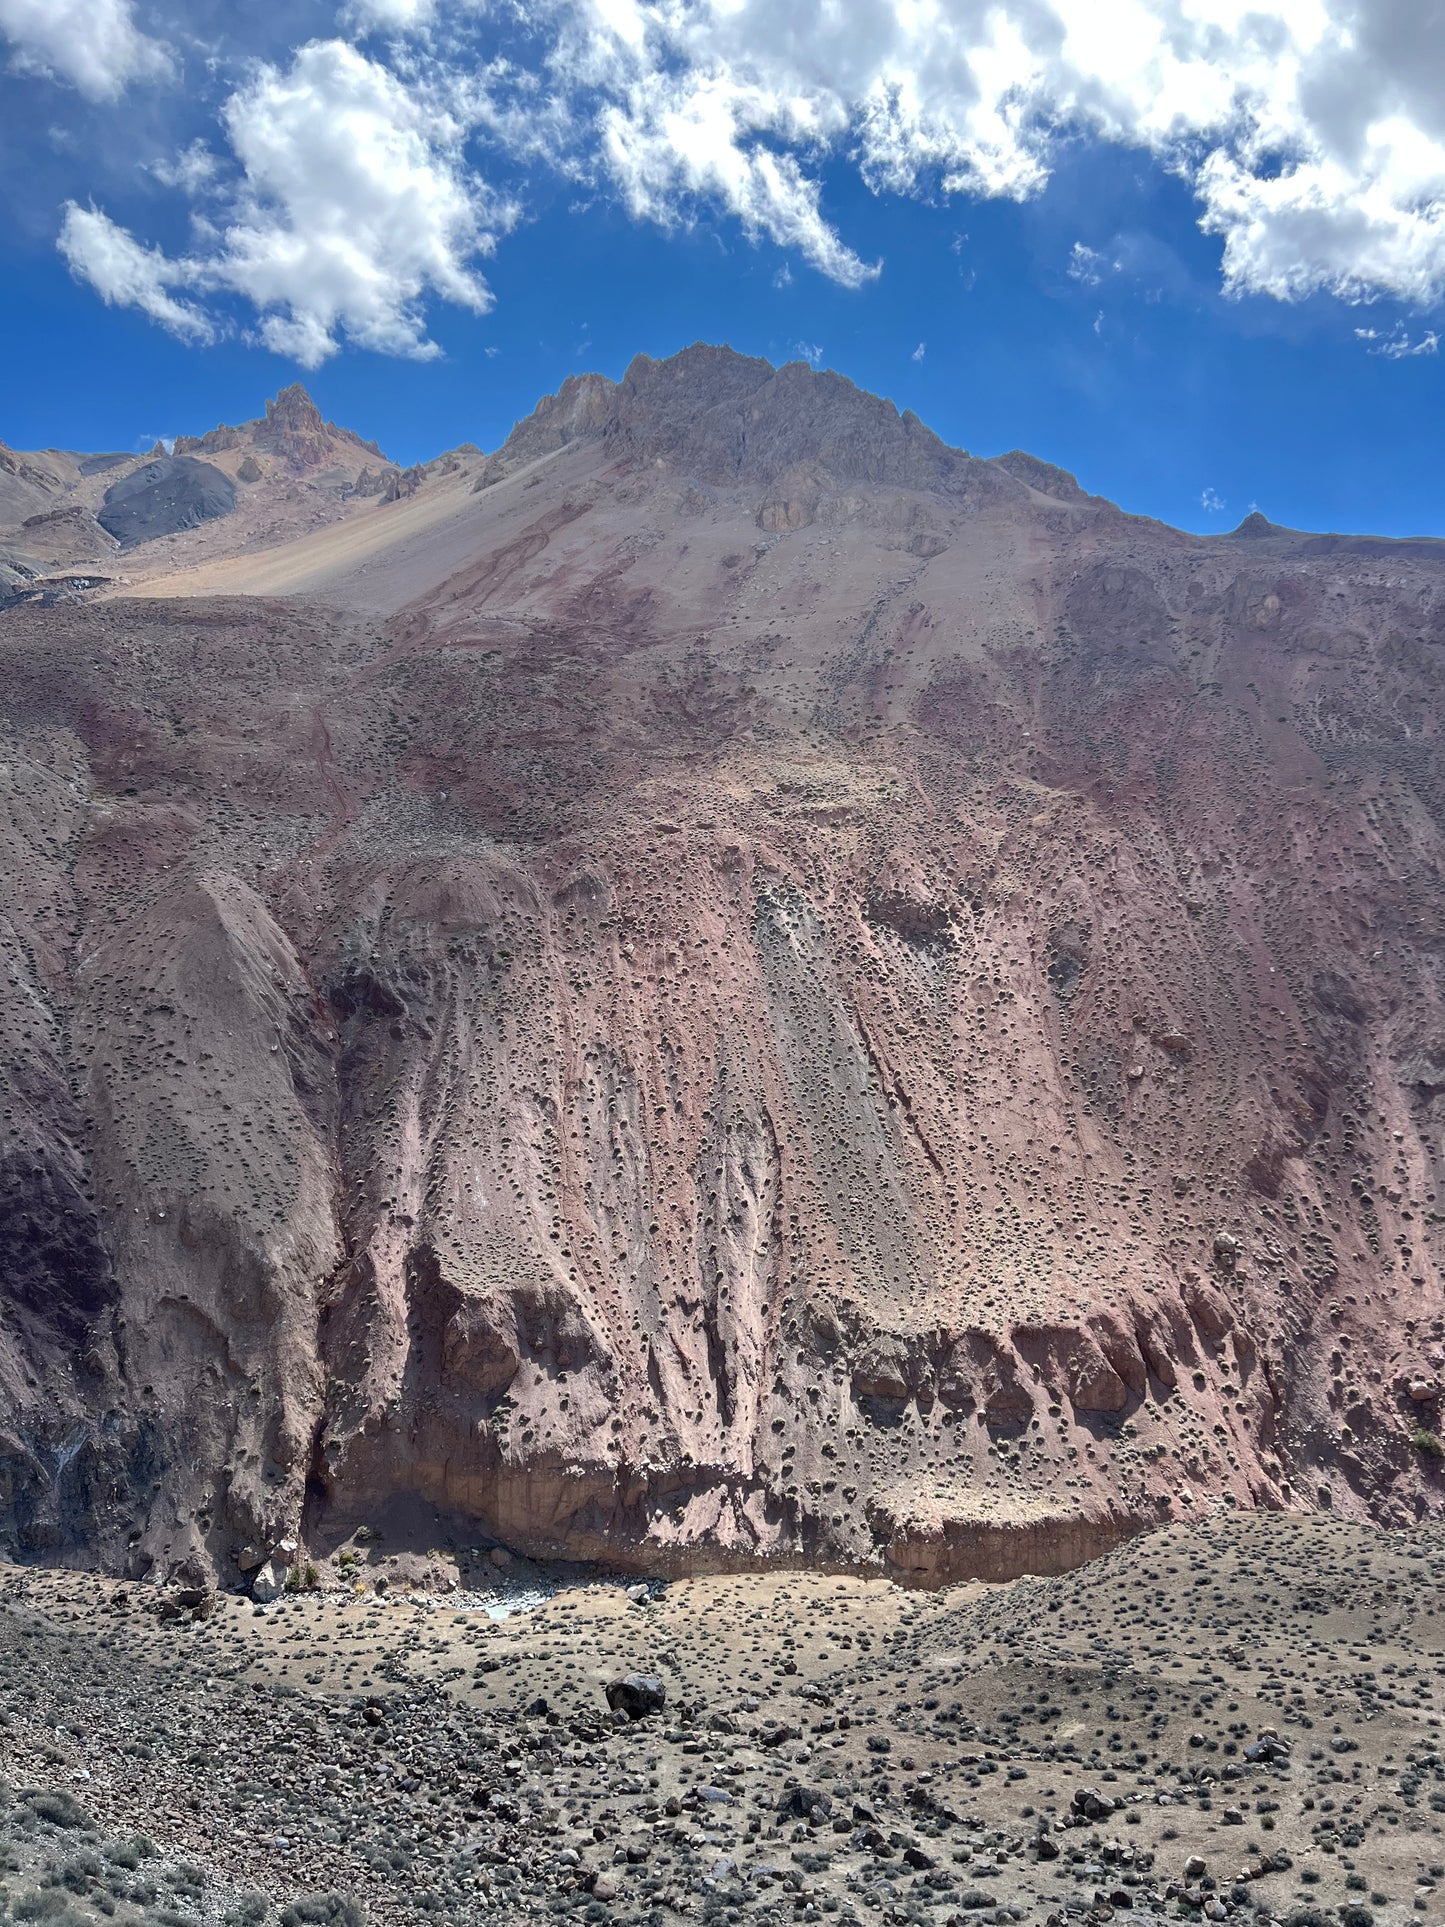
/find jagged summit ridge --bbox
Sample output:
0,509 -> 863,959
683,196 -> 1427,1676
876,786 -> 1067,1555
175,382 -> 387,474
484,343 -> 976,497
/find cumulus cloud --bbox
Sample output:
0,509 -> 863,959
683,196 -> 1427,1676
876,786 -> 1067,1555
48,0 -> 1445,363
58,39 -> 515,367
547,0 -> 1445,307
0,0 -> 169,99
214,39 -> 511,362
1200,487 -> 1226,513
57,203 -> 212,340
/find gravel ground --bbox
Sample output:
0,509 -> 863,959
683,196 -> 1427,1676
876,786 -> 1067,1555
3,1515 -> 1445,1927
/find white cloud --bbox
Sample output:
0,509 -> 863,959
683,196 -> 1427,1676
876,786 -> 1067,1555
58,39 -> 516,368
911,340 -> 925,360
792,339 -> 823,366
150,141 -> 218,195
343,0 -> 436,32
48,0 -> 1445,367
1201,486 -> 1226,513
214,40 -> 511,363
1355,324 -> 1440,360
545,0 -> 1445,307
0,0 -> 169,98
57,203 -> 212,340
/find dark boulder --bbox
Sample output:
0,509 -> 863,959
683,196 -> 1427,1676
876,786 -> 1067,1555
605,1674 -> 666,1719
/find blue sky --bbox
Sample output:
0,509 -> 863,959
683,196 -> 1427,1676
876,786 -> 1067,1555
2,0 -> 1443,538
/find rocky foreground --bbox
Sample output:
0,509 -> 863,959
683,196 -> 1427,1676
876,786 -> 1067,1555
3,1515 -> 1444,1927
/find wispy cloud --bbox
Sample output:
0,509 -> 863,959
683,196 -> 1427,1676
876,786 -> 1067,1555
1354,325 -> 1440,361
0,0 -> 169,99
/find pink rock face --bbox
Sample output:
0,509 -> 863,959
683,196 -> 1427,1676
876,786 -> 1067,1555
1,345 -> 1444,1586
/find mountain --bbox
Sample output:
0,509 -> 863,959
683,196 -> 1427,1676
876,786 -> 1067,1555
0,385 -> 398,597
1,344 -> 1443,1591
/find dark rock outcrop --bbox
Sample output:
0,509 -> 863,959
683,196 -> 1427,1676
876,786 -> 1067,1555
97,456 -> 236,548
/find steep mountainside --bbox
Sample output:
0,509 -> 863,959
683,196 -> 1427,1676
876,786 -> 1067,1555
2,344 -> 1443,1589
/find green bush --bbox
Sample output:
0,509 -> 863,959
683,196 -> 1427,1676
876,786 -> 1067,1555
1411,1426 -> 1444,1459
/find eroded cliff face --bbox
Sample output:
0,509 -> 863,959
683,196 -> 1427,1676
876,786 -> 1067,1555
2,346 -> 1444,1585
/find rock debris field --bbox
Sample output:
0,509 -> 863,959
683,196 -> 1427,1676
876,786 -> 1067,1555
4,1516 -> 1445,1927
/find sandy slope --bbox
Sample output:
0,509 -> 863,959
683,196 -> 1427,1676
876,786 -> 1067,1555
118,446 -> 579,611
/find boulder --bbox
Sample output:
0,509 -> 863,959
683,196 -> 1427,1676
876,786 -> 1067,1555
778,1785 -> 832,1821
605,1674 -> 666,1720
251,1559 -> 285,1603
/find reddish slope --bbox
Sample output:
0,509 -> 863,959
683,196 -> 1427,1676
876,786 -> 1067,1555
1,345 -> 1443,1586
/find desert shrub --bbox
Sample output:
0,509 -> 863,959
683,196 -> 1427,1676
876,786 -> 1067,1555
13,1896 -> 89,1927
20,1795 -> 93,1833
59,1855 -> 103,1895
1411,1427 -> 1443,1460
223,1893 -> 268,1927
279,1897 -> 362,1927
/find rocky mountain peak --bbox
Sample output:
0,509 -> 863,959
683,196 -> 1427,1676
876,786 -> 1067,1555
1233,509 -> 1282,538
263,382 -> 326,434
252,383 -> 357,471
488,342 -> 977,497
167,384 -> 386,476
